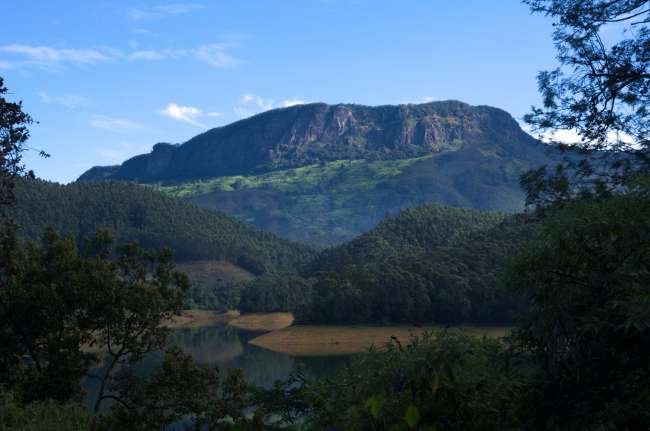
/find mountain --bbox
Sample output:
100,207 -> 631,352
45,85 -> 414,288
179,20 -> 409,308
78,101 -> 556,245
11,179 -> 314,276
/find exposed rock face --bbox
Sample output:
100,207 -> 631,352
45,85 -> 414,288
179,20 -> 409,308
78,100 -> 538,183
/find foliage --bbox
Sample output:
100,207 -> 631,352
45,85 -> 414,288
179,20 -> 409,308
0,223 -> 189,412
506,189 -> 650,429
95,349 -> 255,431
264,332 -> 528,431
239,274 -> 313,314
11,178 -> 314,273
0,391 -> 92,431
523,0 -> 650,205
0,77 -> 38,208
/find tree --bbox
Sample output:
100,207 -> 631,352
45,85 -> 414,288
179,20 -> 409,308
506,187 -> 650,429
522,0 -> 650,205
0,77 -> 42,208
0,225 -> 190,411
95,349 -> 253,430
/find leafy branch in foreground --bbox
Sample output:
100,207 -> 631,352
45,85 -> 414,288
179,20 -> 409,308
0,224 -> 189,412
523,0 -> 650,205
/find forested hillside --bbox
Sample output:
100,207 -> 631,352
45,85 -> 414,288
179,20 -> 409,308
239,205 -> 538,324
11,179 -> 313,275
299,215 -> 536,324
307,205 -> 506,271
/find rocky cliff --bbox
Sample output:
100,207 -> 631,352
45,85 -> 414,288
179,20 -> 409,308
78,100 -> 541,183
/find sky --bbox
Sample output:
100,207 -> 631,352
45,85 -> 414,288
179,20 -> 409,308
1,0 -> 560,183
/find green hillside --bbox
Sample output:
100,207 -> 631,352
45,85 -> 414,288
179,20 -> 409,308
11,179 -> 314,275
300,208 -> 537,324
157,148 -> 540,245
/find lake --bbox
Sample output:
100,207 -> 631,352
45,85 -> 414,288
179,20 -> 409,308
83,323 -> 351,409
83,320 -> 511,409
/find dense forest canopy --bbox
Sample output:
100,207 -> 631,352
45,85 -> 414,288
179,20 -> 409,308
295,207 -> 537,324
10,179 -> 313,275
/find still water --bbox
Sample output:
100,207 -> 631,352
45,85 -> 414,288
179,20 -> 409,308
84,324 -> 351,408
166,325 -> 351,386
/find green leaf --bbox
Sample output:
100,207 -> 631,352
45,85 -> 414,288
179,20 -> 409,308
404,404 -> 420,428
365,395 -> 385,419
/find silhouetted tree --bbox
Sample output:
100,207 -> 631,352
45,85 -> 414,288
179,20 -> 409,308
522,0 -> 650,205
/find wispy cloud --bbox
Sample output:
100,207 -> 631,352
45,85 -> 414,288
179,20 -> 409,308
161,103 -> 207,128
128,50 -> 168,61
192,44 -> 240,68
38,91 -> 91,109
0,44 -> 111,69
234,94 -> 307,118
0,43 -> 241,70
128,3 -> 204,20
90,115 -> 145,132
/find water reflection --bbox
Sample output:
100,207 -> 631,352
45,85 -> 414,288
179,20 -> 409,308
166,325 -> 349,387
84,324 -> 350,408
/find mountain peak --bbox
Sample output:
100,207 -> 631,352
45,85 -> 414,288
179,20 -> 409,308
78,100 -> 535,183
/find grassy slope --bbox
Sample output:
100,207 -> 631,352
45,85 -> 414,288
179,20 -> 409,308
155,146 -> 537,246
157,157 -> 432,245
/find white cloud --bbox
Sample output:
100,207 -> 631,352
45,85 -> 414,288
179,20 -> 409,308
90,115 -> 145,132
521,124 -> 637,147
38,91 -> 90,109
401,96 -> 434,105
234,94 -> 307,118
282,98 -> 306,107
128,3 -> 203,20
161,102 -> 207,128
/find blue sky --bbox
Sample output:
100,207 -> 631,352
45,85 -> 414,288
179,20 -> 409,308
1,0 -> 558,183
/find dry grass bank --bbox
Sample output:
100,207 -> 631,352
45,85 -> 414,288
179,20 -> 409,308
249,325 -> 511,356
228,312 -> 295,332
